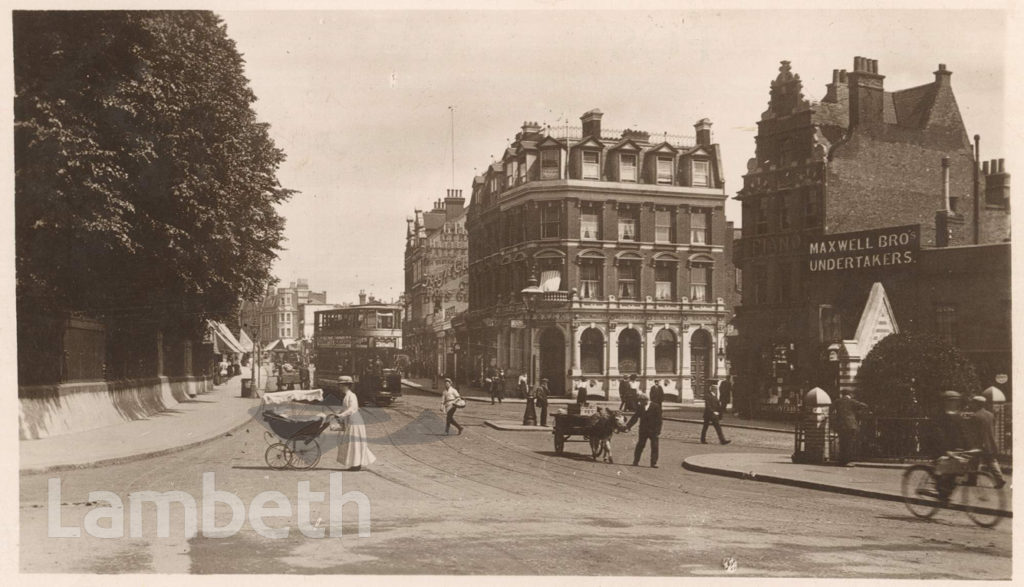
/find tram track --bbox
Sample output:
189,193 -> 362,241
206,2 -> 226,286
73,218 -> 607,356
384,396 -> 722,502
385,386 -> 823,517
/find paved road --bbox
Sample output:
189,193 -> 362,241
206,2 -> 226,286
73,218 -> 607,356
20,386 -> 1011,578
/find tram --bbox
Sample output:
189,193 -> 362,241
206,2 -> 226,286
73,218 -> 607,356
312,304 -> 403,406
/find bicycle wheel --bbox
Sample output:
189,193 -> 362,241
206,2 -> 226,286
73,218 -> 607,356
287,437 -> 321,470
901,465 -> 941,519
264,443 -> 291,470
963,471 -> 1006,528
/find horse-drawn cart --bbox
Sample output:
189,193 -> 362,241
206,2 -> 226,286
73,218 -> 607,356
552,407 -> 625,462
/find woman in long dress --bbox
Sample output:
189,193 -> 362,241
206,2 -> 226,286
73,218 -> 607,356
335,377 -> 376,471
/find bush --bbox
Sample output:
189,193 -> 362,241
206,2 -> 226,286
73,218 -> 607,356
857,331 -> 979,416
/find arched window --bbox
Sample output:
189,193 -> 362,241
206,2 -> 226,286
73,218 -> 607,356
655,329 -> 678,374
617,328 -> 642,373
580,328 -> 604,374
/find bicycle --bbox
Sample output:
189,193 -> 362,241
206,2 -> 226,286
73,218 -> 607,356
900,449 -> 1008,528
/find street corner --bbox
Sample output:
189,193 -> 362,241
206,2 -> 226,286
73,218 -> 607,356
483,420 -> 553,432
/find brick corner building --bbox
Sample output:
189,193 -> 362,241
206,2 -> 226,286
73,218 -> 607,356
732,57 -> 1012,415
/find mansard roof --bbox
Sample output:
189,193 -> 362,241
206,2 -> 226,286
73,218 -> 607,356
572,137 -> 604,150
536,136 -> 567,150
607,138 -> 643,152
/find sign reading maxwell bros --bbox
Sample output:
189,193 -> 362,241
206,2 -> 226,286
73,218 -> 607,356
808,224 -> 919,272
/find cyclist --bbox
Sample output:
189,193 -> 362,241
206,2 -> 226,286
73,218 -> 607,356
965,395 -> 1006,489
923,390 -> 969,500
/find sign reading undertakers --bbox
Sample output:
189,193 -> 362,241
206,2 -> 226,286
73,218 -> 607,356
808,225 -> 919,272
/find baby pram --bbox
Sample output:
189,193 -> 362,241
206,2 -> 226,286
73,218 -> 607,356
260,389 -> 340,470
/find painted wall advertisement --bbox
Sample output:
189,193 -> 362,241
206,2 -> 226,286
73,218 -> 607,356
808,224 -> 920,272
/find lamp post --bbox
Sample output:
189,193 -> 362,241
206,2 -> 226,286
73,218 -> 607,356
520,271 -> 544,386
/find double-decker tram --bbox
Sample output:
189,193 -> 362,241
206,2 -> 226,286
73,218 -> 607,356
313,304 -> 403,406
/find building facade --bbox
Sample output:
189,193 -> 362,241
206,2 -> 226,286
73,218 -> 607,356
403,192 -> 469,381
240,278 -> 329,348
464,110 -> 736,400
732,57 -> 1012,409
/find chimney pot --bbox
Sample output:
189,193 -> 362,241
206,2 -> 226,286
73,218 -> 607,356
998,158 -> 1005,173
983,161 -> 990,174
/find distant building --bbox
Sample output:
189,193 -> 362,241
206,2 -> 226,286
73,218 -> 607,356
464,110 -> 737,399
403,191 -> 469,381
731,57 -> 1011,412
240,278 -> 330,346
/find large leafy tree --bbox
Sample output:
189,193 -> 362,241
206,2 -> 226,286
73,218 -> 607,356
856,331 -> 980,416
15,11 -> 292,326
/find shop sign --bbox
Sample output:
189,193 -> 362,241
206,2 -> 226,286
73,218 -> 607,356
808,224 -> 919,272
510,319 -> 526,329
375,337 -> 398,348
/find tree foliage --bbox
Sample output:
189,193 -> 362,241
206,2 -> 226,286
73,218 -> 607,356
856,331 -> 980,415
15,11 -> 293,325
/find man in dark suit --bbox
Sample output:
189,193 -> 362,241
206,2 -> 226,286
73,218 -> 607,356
834,390 -> 868,466
701,381 -> 730,445
965,395 -> 1006,488
626,385 -> 663,467
647,376 -> 663,405
535,378 -> 550,426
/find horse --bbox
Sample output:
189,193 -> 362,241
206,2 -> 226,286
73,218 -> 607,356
588,407 -> 627,463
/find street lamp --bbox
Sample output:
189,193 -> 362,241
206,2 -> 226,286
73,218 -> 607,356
520,271 -> 544,386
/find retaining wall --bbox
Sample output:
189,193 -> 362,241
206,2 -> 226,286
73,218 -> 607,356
19,375 -> 213,440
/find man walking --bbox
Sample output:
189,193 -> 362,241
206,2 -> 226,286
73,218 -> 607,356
701,381 -> 730,445
965,395 -> 1006,488
486,365 -> 498,405
834,390 -> 868,466
626,383 -> 663,467
535,378 -> 550,426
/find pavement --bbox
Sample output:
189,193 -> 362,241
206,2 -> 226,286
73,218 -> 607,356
683,452 -> 1012,517
18,374 -> 1012,518
402,377 -> 792,433
19,375 -> 261,474
409,377 -> 1011,516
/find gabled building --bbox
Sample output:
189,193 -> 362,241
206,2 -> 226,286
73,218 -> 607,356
732,58 -> 1011,411
464,110 -> 739,400
403,191 -> 469,381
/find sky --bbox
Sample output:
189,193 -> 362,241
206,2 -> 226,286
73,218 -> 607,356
217,8 -> 1010,307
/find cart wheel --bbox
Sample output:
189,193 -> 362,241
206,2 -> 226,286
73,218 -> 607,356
554,433 -> 565,454
287,438 -> 321,469
265,443 -> 291,470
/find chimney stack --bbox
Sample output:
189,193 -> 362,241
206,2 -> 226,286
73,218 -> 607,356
934,63 -> 952,87
694,118 -> 713,146
983,157 -> 1011,207
444,188 -> 465,221
580,109 -> 604,139
942,157 -> 951,212
358,290 -> 367,305
847,56 -> 885,128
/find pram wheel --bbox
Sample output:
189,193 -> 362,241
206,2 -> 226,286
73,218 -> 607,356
287,438 -> 321,469
265,443 -> 291,470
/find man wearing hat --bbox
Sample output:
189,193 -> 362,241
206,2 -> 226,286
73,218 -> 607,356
966,395 -> 1006,488
535,378 -> 550,427
834,390 -> 868,466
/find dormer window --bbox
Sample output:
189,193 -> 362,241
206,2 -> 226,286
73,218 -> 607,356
583,151 -> 600,180
620,153 -> 637,182
656,156 -> 673,184
692,160 -> 710,187
541,150 -> 559,180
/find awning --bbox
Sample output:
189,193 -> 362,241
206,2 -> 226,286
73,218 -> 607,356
208,320 -> 244,355
237,329 -> 255,353
264,338 -> 299,352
